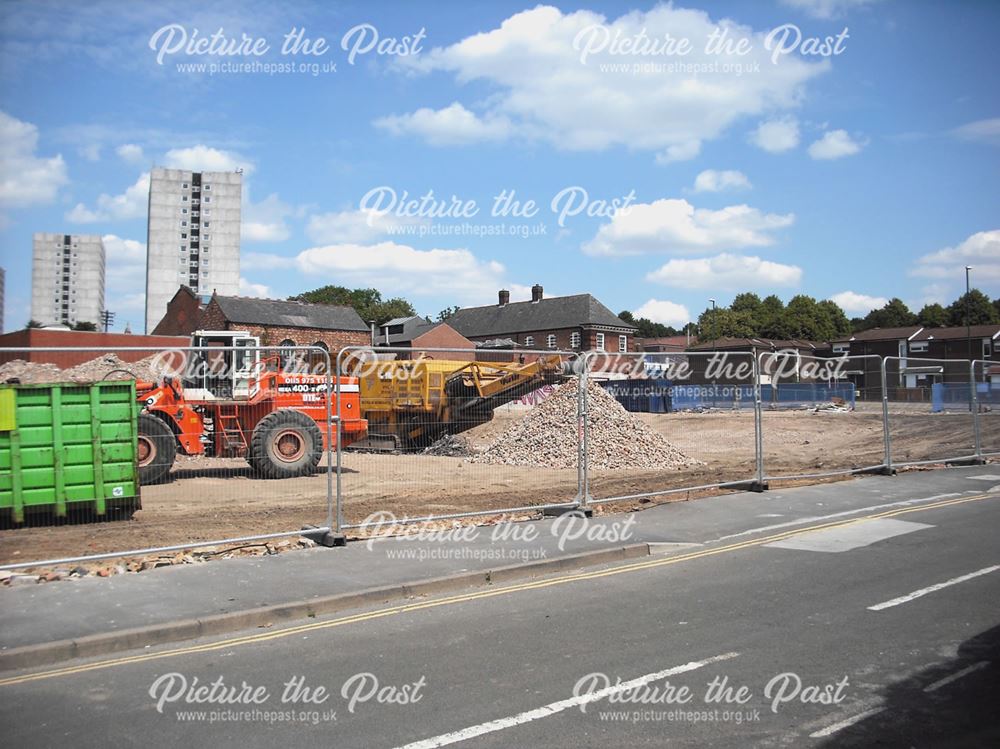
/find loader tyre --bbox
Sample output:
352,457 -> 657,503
138,413 -> 177,485
250,410 -> 323,479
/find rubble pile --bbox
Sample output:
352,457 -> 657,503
423,433 -> 476,457
472,379 -> 701,470
0,354 -> 166,384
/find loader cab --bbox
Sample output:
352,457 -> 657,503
186,330 -> 260,400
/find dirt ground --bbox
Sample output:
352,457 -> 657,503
2,406 -> 992,566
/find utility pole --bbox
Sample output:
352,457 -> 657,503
100,310 -> 115,333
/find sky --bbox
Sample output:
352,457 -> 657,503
0,0 -> 998,333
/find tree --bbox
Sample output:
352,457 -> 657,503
946,289 -> 998,327
757,295 -> 789,339
72,321 -> 98,332
619,309 -> 681,338
782,295 -> 836,341
26,320 -> 43,329
817,299 -> 851,339
617,310 -> 636,326
437,306 -> 461,322
697,307 -> 754,342
861,298 -> 917,329
730,292 -> 763,331
290,286 -> 416,326
917,303 -> 948,328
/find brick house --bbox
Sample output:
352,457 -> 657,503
150,286 -> 205,336
377,316 -> 475,360
159,292 -> 371,358
445,285 -> 637,353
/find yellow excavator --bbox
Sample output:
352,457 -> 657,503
352,355 -> 566,450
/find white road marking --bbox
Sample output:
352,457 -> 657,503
764,518 -> 932,554
394,652 -> 740,749
923,661 -> 990,693
868,565 -> 1000,611
808,706 -> 885,738
715,494 -> 961,542
965,474 -> 1000,481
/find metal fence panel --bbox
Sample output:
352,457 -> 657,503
882,356 -> 978,468
759,353 -> 887,482
0,343 -> 338,570
334,346 -> 582,533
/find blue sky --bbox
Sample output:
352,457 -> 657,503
1,0 -> 998,332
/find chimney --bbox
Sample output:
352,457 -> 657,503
498,289 -> 510,306
531,284 -> 543,303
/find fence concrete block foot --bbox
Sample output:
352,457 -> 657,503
726,480 -> 768,493
542,506 -> 593,518
299,525 -> 347,547
946,457 -> 987,467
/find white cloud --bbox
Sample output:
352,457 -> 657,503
241,193 -> 293,243
239,277 -> 271,298
163,145 -> 253,174
374,103 -> 512,146
749,117 -> 800,153
912,230 -> 1000,281
951,118 -> 1000,145
634,299 -> 691,327
306,209 -> 428,244
67,171 -> 150,223
582,198 -> 794,257
0,110 -> 68,206
101,234 -> 146,319
808,129 -> 865,160
692,169 -> 752,193
79,144 -> 102,162
384,6 -> 825,157
290,241 -> 516,304
655,140 -> 701,165
116,143 -> 144,164
646,253 -> 802,290
780,0 -> 882,19
829,290 -> 889,314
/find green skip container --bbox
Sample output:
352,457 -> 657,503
0,381 -> 141,525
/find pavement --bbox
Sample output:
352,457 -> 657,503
1,466 -> 1000,746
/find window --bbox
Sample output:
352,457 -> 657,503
547,334 -> 557,349
619,335 -> 627,353
182,195 -> 188,202
203,233 -> 210,240
832,344 -> 849,355
180,244 -> 187,251
182,208 -> 188,214
180,233 -> 187,239
984,340 -> 993,358
203,221 -> 210,227
204,196 -> 211,203
524,336 -> 534,348
570,332 -> 581,349
204,184 -> 211,190
909,342 -> 928,353
182,183 -> 188,189
595,333 -> 605,351
181,220 -> 188,227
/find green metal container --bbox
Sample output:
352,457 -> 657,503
0,381 -> 141,525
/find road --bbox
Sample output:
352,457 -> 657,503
2,472 -> 999,747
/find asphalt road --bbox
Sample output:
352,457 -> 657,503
2,473 -> 999,747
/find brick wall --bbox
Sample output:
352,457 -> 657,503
411,324 -> 475,360
0,329 -> 190,367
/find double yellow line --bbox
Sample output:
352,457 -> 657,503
1,491 -> 994,688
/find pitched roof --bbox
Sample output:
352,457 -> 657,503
831,326 -> 923,343
638,336 -> 689,349
911,324 -> 1000,341
379,316 -> 441,345
446,294 -> 636,338
687,337 -> 821,351
212,294 -> 368,332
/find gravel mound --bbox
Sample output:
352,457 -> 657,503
423,433 -> 475,457
472,379 -> 701,470
0,354 -> 166,384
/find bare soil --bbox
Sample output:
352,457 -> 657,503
0,408 -> 990,565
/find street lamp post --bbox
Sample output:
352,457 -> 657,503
708,298 -> 717,342
966,266 -> 973,412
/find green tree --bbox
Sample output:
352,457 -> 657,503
917,303 -> 948,328
437,305 -> 461,322
861,298 -> 917,329
26,319 -> 43,329
946,289 -> 998,327
71,321 -> 98,331
697,307 -> 754,342
730,292 -> 763,331
290,286 -> 416,326
817,299 -> 851,339
757,295 -> 789,339
782,295 -> 835,341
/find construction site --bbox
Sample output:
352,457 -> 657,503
2,339 -> 996,575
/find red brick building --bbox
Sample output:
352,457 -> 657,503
150,286 -> 204,336
377,316 -> 476,360
190,292 -> 370,354
445,285 -> 637,353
